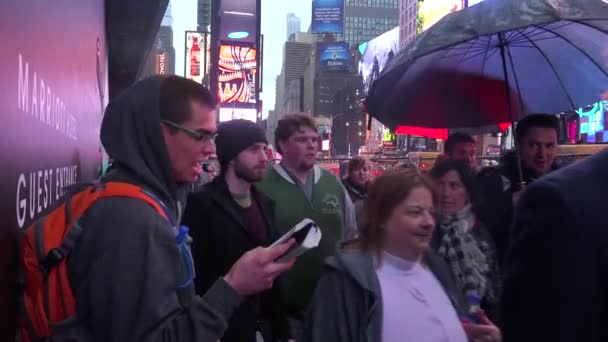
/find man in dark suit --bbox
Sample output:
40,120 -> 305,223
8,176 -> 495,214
182,120 -> 289,342
502,149 -> 608,342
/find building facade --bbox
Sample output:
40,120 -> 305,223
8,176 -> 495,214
141,4 -> 175,77
274,38 -> 313,117
400,0 -> 418,47
340,0 -> 399,48
197,0 -> 212,31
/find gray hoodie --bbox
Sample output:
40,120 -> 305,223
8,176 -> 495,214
58,76 -> 242,341
305,246 -> 468,342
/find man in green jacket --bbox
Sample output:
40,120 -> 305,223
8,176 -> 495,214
257,113 -> 357,340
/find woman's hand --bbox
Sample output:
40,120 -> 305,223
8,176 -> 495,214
462,310 -> 502,342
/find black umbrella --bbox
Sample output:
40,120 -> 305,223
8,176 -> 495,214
367,0 -> 608,183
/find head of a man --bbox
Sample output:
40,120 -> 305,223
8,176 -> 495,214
159,76 -> 218,184
515,114 -> 559,176
215,120 -> 268,183
444,133 -> 476,169
348,157 -> 370,188
275,113 -> 318,173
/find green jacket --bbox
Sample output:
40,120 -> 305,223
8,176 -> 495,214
257,164 -> 356,313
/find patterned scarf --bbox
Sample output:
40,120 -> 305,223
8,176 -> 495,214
437,204 -> 489,299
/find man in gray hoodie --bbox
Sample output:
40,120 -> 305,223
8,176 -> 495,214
64,76 -> 294,341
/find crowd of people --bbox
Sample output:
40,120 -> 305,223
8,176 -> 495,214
19,75 -> 608,342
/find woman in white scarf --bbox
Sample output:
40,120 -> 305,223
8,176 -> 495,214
430,159 -> 502,325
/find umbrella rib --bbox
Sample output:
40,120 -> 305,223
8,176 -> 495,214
504,39 -> 527,118
517,29 -> 576,109
455,41 -> 478,66
534,24 -> 608,79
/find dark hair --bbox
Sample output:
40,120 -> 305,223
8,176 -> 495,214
348,157 -> 369,173
444,133 -> 475,156
515,114 -> 559,143
430,159 -> 478,209
159,76 -> 217,125
351,169 -> 437,260
274,113 -> 317,154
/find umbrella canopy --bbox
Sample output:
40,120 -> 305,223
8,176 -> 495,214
367,0 -> 608,129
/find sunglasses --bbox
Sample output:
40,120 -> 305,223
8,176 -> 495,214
161,119 -> 217,142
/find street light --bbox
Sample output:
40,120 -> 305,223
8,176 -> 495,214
346,122 -> 351,157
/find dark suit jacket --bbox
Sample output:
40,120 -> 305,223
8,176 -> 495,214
502,150 -> 608,342
182,177 -> 289,342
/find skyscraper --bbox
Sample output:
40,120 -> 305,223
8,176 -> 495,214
197,0 -> 212,31
340,0 -> 399,48
399,0 -> 418,47
274,38 -> 313,115
141,2 -> 176,77
286,13 -> 301,40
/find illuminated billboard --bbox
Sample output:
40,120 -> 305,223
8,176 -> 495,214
576,100 -> 608,143
420,0 -> 465,31
319,42 -> 350,72
218,44 -> 257,104
219,107 -> 257,123
359,27 -> 399,93
311,0 -> 344,33
185,31 -> 209,84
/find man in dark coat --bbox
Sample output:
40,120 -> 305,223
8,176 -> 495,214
477,114 -> 560,265
182,120 -> 289,342
502,149 -> 608,342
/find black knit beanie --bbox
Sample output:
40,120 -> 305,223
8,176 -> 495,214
215,119 -> 267,172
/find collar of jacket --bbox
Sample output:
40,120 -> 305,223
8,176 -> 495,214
342,177 -> 368,200
501,151 -> 560,184
203,176 -> 276,243
274,164 -> 323,185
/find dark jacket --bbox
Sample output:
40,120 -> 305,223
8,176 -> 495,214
476,152 -> 559,265
182,177 -> 289,342
63,77 -> 242,342
342,178 -> 368,204
305,246 -> 469,342
502,149 -> 608,342
342,178 -> 368,228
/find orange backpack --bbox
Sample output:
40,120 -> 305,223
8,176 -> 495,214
17,181 -> 171,342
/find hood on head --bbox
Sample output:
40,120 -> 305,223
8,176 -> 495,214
101,76 -> 177,204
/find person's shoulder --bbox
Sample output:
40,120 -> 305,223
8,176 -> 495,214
542,150 -> 608,189
81,197 -> 175,250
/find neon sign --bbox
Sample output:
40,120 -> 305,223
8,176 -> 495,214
576,100 -> 608,143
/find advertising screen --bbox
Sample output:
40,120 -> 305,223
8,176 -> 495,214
420,0 -> 465,31
319,42 -> 351,72
219,107 -> 257,123
311,0 -> 344,33
185,31 -> 209,84
218,44 -> 258,105
359,27 -> 399,93
576,100 -> 608,143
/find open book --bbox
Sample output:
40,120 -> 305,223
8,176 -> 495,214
271,218 -> 322,262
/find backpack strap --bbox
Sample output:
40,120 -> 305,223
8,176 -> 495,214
39,182 -> 173,276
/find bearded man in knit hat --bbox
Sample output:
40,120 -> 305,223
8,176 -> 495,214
182,120 -> 290,342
